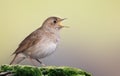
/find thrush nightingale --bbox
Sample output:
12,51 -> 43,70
10,16 -> 67,66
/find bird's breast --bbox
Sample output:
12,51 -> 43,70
31,39 -> 58,59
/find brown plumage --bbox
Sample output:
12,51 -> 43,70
10,16 -> 66,66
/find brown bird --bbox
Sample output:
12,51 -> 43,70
10,16 -> 67,66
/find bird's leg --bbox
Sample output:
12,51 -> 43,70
35,59 -> 46,66
35,59 -> 42,64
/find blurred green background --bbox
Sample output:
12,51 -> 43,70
0,0 -> 120,76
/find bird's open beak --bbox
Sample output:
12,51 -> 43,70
60,18 -> 67,21
59,18 -> 69,28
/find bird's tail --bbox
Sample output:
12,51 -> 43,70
10,54 -> 25,65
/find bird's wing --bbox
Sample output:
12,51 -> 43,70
13,31 -> 41,54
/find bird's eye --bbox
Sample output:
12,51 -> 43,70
53,20 -> 57,24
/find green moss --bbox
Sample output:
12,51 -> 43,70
0,65 -> 92,76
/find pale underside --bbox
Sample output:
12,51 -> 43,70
24,39 -> 57,59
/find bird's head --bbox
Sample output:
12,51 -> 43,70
42,17 -> 68,32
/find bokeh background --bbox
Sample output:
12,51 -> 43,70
0,0 -> 120,76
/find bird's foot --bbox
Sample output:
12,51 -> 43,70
41,63 -> 46,67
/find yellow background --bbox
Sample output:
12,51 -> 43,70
0,0 -> 120,76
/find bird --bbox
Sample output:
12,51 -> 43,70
10,16 -> 67,66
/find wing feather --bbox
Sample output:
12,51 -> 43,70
13,30 -> 41,54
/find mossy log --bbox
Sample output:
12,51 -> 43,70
0,65 -> 92,76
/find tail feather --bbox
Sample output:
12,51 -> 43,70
10,54 -> 25,65
10,54 -> 17,65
